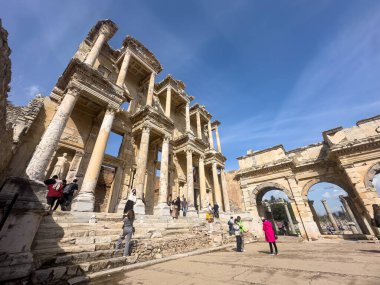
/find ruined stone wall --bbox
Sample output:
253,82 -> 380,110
0,20 -> 13,182
225,170 -> 243,211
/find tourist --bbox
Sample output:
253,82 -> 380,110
181,197 -> 188,217
237,216 -> 248,251
115,209 -> 135,256
234,219 -> 243,252
208,203 -> 213,213
123,188 -> 137,214
62,178 -> 78,211
213,202 -> 219,218
175,196 -> 181,218
372,204 -> 380,227
262,217 -> 278,255
44,175 -> 63,213
228,216 -> 234,235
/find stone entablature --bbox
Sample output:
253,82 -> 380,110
234,115 -> 380,240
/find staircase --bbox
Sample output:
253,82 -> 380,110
30,212 -> 231,284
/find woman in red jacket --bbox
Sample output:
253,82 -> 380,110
44,175 -> 64,212
262,217 -> 279,255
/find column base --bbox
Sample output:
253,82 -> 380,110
154,203 -> 170,216
186,207 -> 198,217
134,199 -> 146,215
71,192 -> 95,212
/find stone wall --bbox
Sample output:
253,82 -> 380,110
225,170 -> 243,211
0,20 -> 13,183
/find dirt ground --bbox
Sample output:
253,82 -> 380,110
99,238 -> 380,285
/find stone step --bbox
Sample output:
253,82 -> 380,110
32,242 -> 115,256
33,235 -> 121,251
35,249 -> 124,268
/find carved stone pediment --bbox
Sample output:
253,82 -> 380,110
122,36 -> 162,73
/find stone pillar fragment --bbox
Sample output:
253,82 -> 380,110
339,195 -> 362,234
116,51 -> 131,87
186,149 -> 195,212
196,111 -> 202,139
208,121 -> 214,149
212,162 -> 222,209
154,136 -> 170,215
84,24 -> 113,66
198,155 -> 207,209
215,126 -> 222,153
26,87 -> 80,181
165,87 -> 171,118
134,127 -> 151,214
308,200 -> 324,234
146,73 -> 155,106
283,201 -> 296,234
220,168 -> 230,212
72,107 -> 116,212
185,102 -> 191,133
321,199 -> 339,231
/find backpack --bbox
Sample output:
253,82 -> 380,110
63,183 -> 74,194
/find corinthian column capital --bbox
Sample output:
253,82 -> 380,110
66,85 -> 81,97
142,125 -> 151,134
99,24 -> 113,38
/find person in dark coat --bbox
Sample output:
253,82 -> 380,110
213,202 -> 219,218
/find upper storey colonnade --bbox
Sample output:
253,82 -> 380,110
23,20 -> 230,215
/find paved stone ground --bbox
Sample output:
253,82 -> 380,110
101,238 -> 380,285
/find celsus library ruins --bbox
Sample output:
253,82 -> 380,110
1,19 -> 380,284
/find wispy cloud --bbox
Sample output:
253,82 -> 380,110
25,85 -> 42,97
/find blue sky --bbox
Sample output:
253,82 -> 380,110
2,0 -> 380,172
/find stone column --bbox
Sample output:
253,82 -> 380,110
215,125 -> 222,153
267,203 -> 278,231
321,199 -> 339,231
198,155 -> 207,209
116,50 -> 131,87
220,168 -> 230,212
146,73 -> 155,106
185,102 -> 191,133
26,87 -> 80,181
212,162 -> 222,208
283,201 -> 296,234
308,200 -> 323,234
165,87 -> 171,118
72,107 -> 116,212
339,195 -> 361,234
154,136 -> 170,215
84,24 -> 112,66
196,111 -> 202,139
134,127 -> 151,214
208,121 -> 214,149
186,149 -> 195,212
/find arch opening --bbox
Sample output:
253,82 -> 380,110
256,187 -> 299,236
307,182 -> 364,235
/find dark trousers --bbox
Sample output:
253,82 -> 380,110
236,236 -> 242,252
269,242 -> 278,254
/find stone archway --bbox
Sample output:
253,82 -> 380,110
364,162 -> 380,189
301,178 -> 350,202
251,181 -> 294,206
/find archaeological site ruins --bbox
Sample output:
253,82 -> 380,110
0,18 -> 379,284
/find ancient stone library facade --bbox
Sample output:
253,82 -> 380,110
3,20 -> 231,216
234,116 -> 380,239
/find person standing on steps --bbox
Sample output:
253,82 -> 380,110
123,188 -> 137,214
181,197 -> 188,217
116,209 -> 135,256
262,217 -> 278,255
228,216 -> 234,235
62,178 -> 78,211
175,196 -> 181,219
44,175 -> 63,213
213,202 -> 219,219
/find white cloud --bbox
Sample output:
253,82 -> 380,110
25,85 -> 42,97
322,192 -> 331,198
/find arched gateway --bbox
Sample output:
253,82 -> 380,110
235,117 -> 380,240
